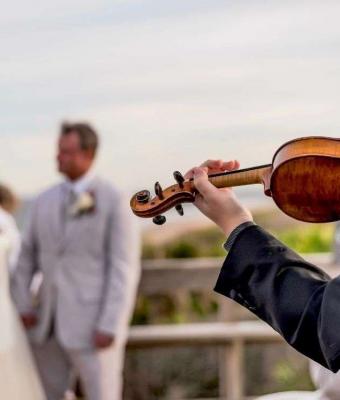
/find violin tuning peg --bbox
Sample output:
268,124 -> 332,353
154,182 -> 164,199
175,204 -> 184,216
153,215 -> 166,225
136,190 -> 151,204
173,171 -> 185,188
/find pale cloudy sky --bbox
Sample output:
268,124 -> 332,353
1,0 -> 339,197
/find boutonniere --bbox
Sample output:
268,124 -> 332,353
69,191 -> 96,217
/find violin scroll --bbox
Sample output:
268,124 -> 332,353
130,171 -> 196,222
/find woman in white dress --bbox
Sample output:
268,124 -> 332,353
0,185 -> 21,273
0,184 -> 45,400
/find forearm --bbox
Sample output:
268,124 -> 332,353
215,225 -> 340,371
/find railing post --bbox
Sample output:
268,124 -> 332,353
219,339 -> 244,400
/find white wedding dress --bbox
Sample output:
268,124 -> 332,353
0,234 -> 45,399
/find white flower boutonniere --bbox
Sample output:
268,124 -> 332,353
69,191 -> 96,217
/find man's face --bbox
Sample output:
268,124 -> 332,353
57,132 -> 93,180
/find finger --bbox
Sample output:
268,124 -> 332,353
184,159 -> 240,180
199,159 -> 224,169
200,159 -> 240,174
220,159 -> 240,171
194,193 -> 210,214
193,167 -> 219,199
184,165 -> 209,179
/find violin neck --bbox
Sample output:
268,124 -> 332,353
208,164 -> 272,189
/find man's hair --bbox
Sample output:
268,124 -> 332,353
60,122 -> 99,156
0,184 -> 18,214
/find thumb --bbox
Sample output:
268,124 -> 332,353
193,167 -> 219,199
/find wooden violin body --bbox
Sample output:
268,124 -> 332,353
267,137 -> 339,222
130,137 -> 340,223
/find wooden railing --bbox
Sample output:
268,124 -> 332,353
128,254 -> 338,400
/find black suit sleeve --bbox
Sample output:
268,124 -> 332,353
214,225 -> 340,372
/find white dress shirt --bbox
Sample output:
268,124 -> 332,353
64,168 -> 96,196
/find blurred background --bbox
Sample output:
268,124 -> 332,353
1,0 -> 340,399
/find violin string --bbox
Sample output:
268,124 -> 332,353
188,163 -> 272,181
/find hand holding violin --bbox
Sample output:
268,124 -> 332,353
184,160 -> 253,237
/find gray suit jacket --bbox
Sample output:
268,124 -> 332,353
12,178 -> 140,349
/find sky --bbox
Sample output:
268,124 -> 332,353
1,0 -> 339,198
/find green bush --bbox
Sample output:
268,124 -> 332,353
142,221 -> 335,260
276,224 -> 334,253
272,360 -> 314,392
165,241 -> 199,258
142,227 -> 226,259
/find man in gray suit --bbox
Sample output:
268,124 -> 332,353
12,122 -> 140,400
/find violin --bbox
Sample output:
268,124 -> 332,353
130,136 -> 340,224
